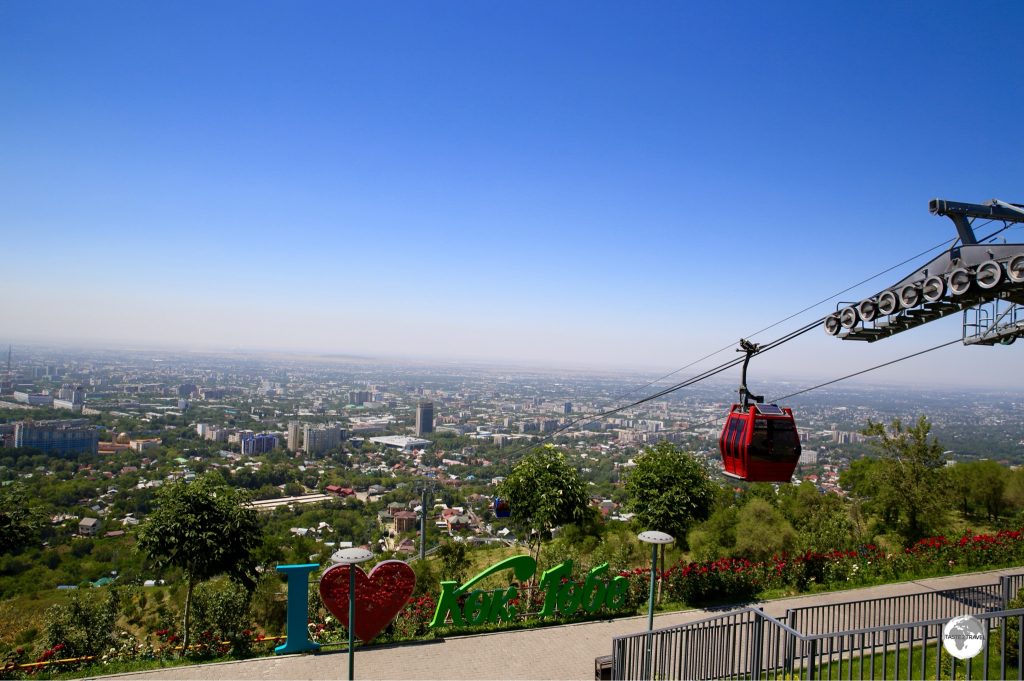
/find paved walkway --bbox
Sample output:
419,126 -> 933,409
90,567 -> 1022,681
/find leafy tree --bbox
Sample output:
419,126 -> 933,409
435,540 -> 470,583
625,442 -> 717,542
733,498 -> 797,561
688,506 -> 740,561
498,445 -> 588,568
858,416 -> 949,547
966,460 -> 1007,520
1004,469 -> 1024,516
625,442 -> 717,583
0,483 -> 47,555
137,474 -> 263,654
778,481 -> 858,552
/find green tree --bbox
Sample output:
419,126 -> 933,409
498,445 -> 588,569
966,460 -> 1008,520
435,540 -> 470,583
625,442 -> 717,542
778,481 -> 858,553
625,442 -> 717,583
733,497 -> 797,561
0,483 -> 47,555
859,416 -> 949,547
137,474 -> 263,654
688,506 -> 740,561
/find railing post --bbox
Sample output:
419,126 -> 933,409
750,611 -> 764,681
806,639 -> 817,681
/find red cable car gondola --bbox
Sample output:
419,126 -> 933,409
718,340 -> 801,483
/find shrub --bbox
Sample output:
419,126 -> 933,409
188,579 -> 254,657
664,558 -> 763,606
43,587 -> 120,659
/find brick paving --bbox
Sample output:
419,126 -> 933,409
88,567 -> 1022,681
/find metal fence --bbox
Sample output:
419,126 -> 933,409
612,573 -> 1024,680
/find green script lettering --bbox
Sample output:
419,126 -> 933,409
429,554 -> 536,628
606,573 -> 629,609
430,554 -> 629,628
582,562 -> 609,614
487,585 -> 519,622
464,589 -> 493,625
537,559 -> 574,617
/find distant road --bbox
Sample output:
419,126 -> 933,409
248,493 -> 334,512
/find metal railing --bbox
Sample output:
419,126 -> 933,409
612,573 -> 1024,680
785,582 -> 1002,637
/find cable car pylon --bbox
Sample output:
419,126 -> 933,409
825,198 -> 1024,345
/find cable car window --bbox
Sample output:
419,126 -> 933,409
728,417 -> 745,452
749,418 -> 800,462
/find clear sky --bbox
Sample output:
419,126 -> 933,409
2,2 -> 1023,388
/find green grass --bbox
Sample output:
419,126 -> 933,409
797,635 -> 1014,680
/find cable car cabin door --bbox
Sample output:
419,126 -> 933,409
719,407 -> 749,480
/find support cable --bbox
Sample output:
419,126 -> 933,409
768,339 -> 961,403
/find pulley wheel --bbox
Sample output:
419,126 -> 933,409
948,268 -> 972,296
839,306 -> 859,329
1007,254 -> 1024,284
877,290 -> 900,316
922,276 -> 946,303
975,260 -> 1003,290
857,299 -> 878,322
899,284 -> 921,308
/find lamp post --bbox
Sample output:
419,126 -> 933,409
331,547 -> 373,681
638,531 -> 674,680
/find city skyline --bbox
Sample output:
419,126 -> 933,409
2,2 -> 1023,387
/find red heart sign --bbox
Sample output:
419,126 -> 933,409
318,560 -> 417,642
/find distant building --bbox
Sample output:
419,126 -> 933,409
564,402 -> 573,414
287,421 -> 303,451
369,435 -> 431,451
240,432 -> 278,456
130,438 -> 160,452
349,390 -> 371,404
15,419 -> 98,456
392,510 -> 418,534
13,391 -> 53,407
78,517 -> 100,536
416,401 -> 434,436
303,423 -> 344,455
538,419 -> 559,434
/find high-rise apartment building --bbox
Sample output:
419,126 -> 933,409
348,390 -> 371,405
416,401 -> 434,436
302,423 -> 345,455
15,419 -> 98,456
287,421 -> 302,451
240,432 -> 278,456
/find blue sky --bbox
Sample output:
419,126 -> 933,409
2,2 -> 1023,387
